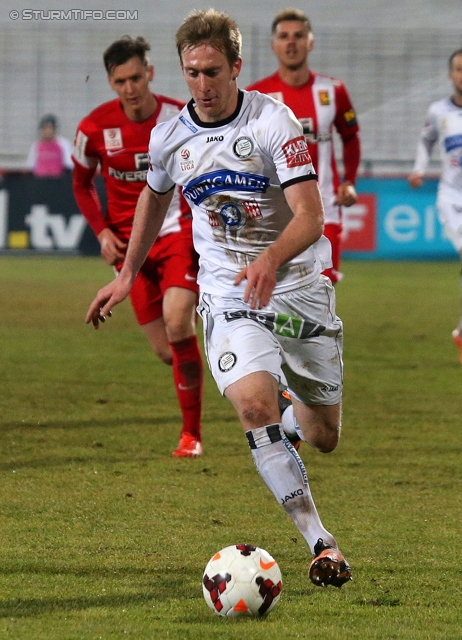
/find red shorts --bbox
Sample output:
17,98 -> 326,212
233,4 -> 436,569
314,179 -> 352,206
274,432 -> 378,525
116,227 -> 199,325
322,222 -> 342,284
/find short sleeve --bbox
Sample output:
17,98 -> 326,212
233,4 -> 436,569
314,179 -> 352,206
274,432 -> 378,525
146,125 -> 175,194
72,118 -> 99,169
263,101 -> 317,187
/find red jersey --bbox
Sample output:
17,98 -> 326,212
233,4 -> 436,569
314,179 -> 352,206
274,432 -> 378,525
247,71 -> 360,224
73,94 -> 190,238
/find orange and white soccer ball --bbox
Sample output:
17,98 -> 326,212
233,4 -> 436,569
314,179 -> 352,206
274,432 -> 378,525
202,543 -> 283,617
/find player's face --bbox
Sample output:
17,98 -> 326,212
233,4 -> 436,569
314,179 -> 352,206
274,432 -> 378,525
181,44 -> 242,122
108,56 -> 154,118
449,54 -> 462,96
272,20 -> 313,71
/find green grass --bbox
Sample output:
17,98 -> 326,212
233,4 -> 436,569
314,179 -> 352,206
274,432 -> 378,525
0,256 -> 461,639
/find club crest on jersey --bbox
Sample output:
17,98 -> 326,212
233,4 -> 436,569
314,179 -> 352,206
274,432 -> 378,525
219,203 -> 245,229
282,136 -> 312,168
103,128 -> 123,150
178,147 -> 195,172
318,90 -> 330,105
207,199 -> 262,229
233,136 -> 254,158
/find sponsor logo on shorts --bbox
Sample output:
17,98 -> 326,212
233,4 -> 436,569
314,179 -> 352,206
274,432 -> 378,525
233,136 -> 254,158
223,309 -> 325,339
103,128 -> 122,150
320,385 -> 340,392
218,352 -> 237,372
281,136 -> 312,168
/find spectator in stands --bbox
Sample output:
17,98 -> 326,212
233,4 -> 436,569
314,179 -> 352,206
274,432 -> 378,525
26,114 -> 74,177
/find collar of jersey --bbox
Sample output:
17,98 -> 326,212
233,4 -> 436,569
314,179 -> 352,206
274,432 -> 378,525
187,90 -> 244,128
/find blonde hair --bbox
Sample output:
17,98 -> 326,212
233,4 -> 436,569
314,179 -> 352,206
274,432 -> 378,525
176,9 -> 242,66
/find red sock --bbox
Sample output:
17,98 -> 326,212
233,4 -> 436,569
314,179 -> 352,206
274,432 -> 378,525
169,335 -> 203,440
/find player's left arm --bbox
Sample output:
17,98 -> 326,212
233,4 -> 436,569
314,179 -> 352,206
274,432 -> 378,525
333,83 -> 361,207
235,179 -> 324,309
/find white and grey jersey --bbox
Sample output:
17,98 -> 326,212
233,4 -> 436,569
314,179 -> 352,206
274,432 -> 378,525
412,97 -> 462,195
147,89 -> 331,298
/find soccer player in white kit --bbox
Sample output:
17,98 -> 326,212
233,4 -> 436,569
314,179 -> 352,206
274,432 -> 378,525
409,48 -> 462,363
86,9 -> 352,589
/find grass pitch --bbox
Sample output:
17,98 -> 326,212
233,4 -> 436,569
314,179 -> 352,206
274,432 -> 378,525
0,256 -> 461,639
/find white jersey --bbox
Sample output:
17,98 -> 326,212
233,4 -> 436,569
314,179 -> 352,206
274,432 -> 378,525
147,89 -> 331,298
412,98 -> 462,196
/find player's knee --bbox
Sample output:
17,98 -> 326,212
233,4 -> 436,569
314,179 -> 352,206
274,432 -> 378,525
316,423 -> 341,453
240,398 -> 276,429
165,318 -> 194,343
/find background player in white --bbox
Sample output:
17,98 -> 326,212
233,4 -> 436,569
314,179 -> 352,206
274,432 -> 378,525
409,48 -> 462,363
247,8 -> 361,285
85,9 -> 352,589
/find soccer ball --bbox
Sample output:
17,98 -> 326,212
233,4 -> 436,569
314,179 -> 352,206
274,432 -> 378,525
202,543 -> 283,617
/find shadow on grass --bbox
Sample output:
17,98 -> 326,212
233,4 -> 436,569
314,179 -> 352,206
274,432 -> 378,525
0,566 -> 200,619
0,592 -> 184,619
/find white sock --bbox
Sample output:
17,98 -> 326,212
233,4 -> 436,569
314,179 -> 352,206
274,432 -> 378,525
281,404 -> 306,442
246,424 -> 335,554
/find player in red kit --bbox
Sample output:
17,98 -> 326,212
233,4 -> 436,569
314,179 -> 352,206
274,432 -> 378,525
247,8 -> 361,284
72,36 -> 203,457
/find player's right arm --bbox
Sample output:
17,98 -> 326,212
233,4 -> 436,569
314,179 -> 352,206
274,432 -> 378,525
85,185 -> 173,328
408,106 -> 439,189
72,125 -> 127,265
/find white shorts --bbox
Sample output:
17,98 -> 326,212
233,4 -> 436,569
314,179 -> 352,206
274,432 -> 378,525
437,191 -> 462,253
198,275 -> 343,406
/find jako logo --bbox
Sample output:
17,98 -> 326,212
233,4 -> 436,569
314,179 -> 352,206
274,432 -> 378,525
206,136 -> 224,143
281,489 -> 304,505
